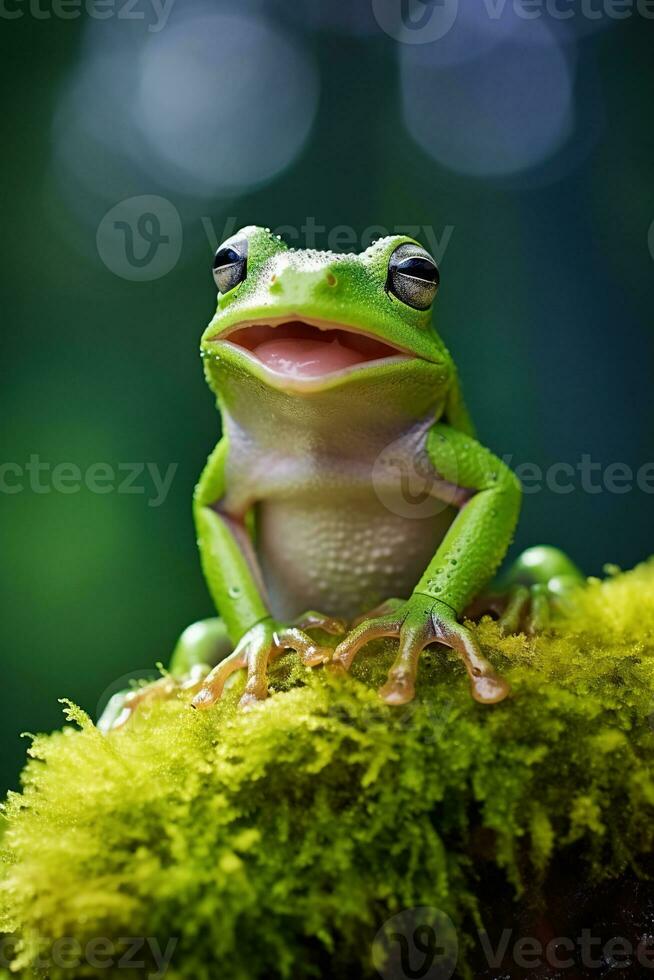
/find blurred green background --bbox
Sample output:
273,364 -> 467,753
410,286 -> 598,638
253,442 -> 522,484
1,1 -> 652,793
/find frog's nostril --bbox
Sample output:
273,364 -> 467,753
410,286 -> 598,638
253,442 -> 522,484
326,273 -> 337,287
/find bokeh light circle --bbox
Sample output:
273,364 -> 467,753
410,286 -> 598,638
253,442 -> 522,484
400,17 -> 575,178
52,5 -> 319,208
137,12 -> 319,194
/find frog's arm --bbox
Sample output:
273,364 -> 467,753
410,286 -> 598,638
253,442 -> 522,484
193,438 -> 269,644
415,423 -> 521,612
192,438 -> 345,709
334,422 -> 520,704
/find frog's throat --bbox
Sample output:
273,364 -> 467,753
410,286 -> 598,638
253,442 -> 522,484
204,357 -> 449,452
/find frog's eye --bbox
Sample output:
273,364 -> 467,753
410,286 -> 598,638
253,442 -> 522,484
386,243 -> 440,311
212,236 -> 248,294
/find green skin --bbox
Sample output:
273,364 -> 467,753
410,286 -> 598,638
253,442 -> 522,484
100,227 -> 584,730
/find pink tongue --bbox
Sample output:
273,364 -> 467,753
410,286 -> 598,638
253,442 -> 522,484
253,337 -> 364,377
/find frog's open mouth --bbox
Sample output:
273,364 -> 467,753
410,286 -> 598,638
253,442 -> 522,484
214,318 -> 411,380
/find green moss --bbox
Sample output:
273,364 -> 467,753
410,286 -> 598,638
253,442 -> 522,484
2,562 -> 654,978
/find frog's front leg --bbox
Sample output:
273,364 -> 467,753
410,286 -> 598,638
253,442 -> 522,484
191,439 -> 344,710
334,423 -> 522,706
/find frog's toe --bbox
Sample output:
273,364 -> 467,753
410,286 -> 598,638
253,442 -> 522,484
470,582 -> 559,637
496,583 -> 551,635
274,626 -> 331,666
192,646 -> 249,709
470,671 -> 511,704
378,670 -> 416,706
332,613 -> 402,672
97,691 -> 131,733
98,670 -> 207,732
351,598 -> 405,627
497,585 -> 531,634
524,583 -> 551,634
376,622 -> 429,705
238,691 -> 266,711
292,610 -> 346,636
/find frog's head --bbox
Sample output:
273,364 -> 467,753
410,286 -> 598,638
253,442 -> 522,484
201,225 -> 453,400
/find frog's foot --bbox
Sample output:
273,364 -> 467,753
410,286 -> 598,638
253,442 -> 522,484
98,664 -> 210,732
97,618 -> 233,732
332,594 -> 509,707
475,545 -> 585,635
192,611 -> 345,711
465,584 -> 552,635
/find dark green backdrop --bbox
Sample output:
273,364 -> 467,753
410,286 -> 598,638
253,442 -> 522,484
1,3 -> 652,792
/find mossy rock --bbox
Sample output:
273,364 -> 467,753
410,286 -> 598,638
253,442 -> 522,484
2,563 -> 654,978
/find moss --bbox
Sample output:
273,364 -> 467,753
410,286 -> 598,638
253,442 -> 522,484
2,562 -> 654,978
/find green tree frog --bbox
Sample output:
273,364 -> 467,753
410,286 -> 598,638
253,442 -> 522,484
100,227 -> 583,730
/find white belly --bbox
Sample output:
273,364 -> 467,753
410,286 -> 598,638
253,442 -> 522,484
257,495 -> 456,621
